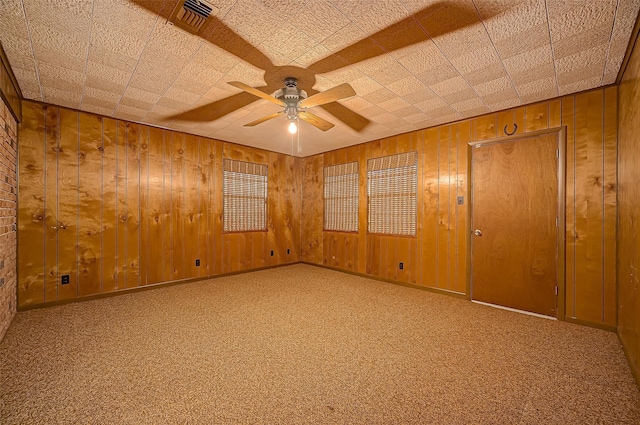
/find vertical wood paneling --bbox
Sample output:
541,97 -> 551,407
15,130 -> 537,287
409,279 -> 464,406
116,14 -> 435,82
115,122 -> 127,290
301,155 -> 323,264
456,121 -> 470,293
17,102 -> 45,306
43,106 -> 58,302
211,141 -> 223,276
199,138 -> 212,277
437,126 -> 451,290
603,87 -> 617,326
525,102 -> 549,131
56,109 -> 78,300
125,124 -> 140,288
574,91 -> 604,323
77,112 -> 102,296
171,132 -> 186,280
562,96 -> 576,317
101,118 -> 117,292
618,26 -> 640,385
421,128 -> 439,288
162,132 -> 173,281
147,127 -> 164,285
139,127 -> 149,285
184,134 -> 200,278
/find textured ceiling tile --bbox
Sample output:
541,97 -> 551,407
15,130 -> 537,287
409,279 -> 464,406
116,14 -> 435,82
122,87 -> 161,105
359,103 -> 388,118
487,97 -> 521,112
548,0 -> 616,40
196,44 -> 242,75
474,76 -> 515,97
32,45 -> 86,74
415,96 -> 448,113
520,86 -> 558,104
464,62 -> 508,86
162,87 -> 201,105
403,111 -> 429,124
481,86 -> 520,106
88,45 -> 138,73
555,44 -> 608,85
83,104 -> 116,117
516,76 -> 556,97
38,62 -> 84,92
332,0 -> 408,36
225,62 -> 267,87
451,97 -> 485,112
415,62 -> 460,87
83,86 -> 121,104
443,87 -> 479,105
42,86 -> 82,108
429,76 -> 469,97
321,67 -> 366,87
11,67 -> 40,96
402,86 -> 438,105
347,75 -> 384,96
492,23 -> 550,60
375,112 -> 402,124
503,44 -> 554,75
259,24 -> 318,64
362,87 -> 397,104
396,41 -> 448,74
377,96 -> 412,113
511,62 -> 555,86
459,105 -> 491,118
369,62 -> 412,86
128,72 -> 173,96
553,21 -> 615,60
120,96 -> 154,111
149,104 -> 182,118
90,23 -> 148,60
83,96 -> 118,111
449,45 -> 502,75
223,0 -> 278,47
478,0 -> 546,40
293,44 -> 332,68
602,0 -> 640,83
321,23 -> 368,54
288,0 -> 351,43
86,61 -> 131,87
387,75 -> 426,97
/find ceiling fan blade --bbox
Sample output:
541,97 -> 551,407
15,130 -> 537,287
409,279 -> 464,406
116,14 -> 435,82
299,83 -> 356,108
228,81 -> 285,107
299,111 -> 335,132
244,111 -> 285,127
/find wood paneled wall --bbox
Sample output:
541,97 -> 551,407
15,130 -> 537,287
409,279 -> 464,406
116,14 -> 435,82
618,29 -> 640,384
18,100 -> 301,307
302,87 -> 617,328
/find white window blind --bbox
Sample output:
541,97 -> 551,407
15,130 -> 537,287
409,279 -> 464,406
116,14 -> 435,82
367,152 -> 418,236
324,162 -> 359,232
223,159 -> 268,232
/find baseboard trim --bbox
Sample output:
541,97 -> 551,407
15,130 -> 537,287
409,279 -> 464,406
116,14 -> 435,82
17,262 -> 302,311
300,261 -> 469,300
563,316 -> 616,332
618,328 -> 640,389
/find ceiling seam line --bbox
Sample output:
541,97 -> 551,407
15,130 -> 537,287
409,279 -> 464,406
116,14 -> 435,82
544,0 -> 560,98
112,0 -> 168,118
20,0 -> 44,101
601,0 -> 621,86
79,0 -> 96,109
471,0 -> 523,105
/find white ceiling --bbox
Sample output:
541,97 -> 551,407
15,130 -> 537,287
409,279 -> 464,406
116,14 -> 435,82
1,0 -> 639,156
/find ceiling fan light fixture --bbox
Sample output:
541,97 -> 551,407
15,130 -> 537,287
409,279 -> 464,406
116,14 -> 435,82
288,121 -> 298,134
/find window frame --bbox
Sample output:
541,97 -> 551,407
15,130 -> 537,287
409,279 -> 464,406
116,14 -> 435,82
222,158 -> 268,233
323,161 -> 359,234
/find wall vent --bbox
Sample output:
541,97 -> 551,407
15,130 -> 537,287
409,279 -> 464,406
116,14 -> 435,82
169,0 -> 218,34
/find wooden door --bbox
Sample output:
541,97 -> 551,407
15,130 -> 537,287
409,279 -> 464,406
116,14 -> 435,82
471,134 -> 558,317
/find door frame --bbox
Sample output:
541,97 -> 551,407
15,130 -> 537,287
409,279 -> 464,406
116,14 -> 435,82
466,127 -> 567,320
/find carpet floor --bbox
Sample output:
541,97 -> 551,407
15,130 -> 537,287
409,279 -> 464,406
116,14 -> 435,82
1,264 -> 638,424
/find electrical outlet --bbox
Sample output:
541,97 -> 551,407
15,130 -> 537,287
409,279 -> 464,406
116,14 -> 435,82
287,248 -> 290,255
457,196 -> 464,205
61,274 -> 70,285
195,259 -> 200,267
270,250 -> 274,256
399,262 -> 404,270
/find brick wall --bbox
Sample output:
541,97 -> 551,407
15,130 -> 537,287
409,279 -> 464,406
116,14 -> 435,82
0,96 -> 17,341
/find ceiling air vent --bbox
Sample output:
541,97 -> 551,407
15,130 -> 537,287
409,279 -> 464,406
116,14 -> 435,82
169,0 -> 218,34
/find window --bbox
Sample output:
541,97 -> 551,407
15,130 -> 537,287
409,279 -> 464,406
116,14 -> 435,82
223,159 -> 268,232
324,162 -> 359,232
367,151 -> 418,236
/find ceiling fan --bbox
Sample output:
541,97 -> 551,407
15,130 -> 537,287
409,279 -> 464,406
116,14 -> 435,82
227,78 -> 356,132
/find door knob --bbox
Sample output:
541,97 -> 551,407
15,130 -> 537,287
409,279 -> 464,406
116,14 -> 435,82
474,229 -> 482,236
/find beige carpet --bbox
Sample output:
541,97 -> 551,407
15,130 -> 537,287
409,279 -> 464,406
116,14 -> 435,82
1,264 -> 638,424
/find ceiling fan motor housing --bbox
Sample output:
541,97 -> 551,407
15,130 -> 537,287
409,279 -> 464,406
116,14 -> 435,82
274,77 -> 307,121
